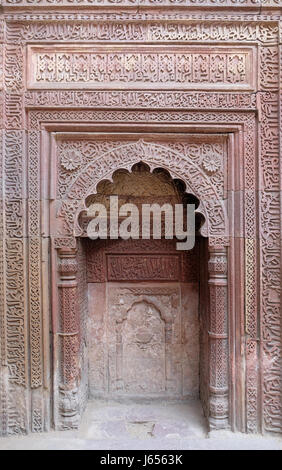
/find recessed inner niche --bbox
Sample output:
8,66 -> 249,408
78,163 -> 208,403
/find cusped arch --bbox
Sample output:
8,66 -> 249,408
57,140 -> 228,240
126,297 -> 173,324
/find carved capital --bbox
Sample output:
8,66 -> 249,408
208,246 -> 228,278
57,247 -> 78,280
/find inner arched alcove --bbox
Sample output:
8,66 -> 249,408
80,162 -> 203,237
76,162 -> 209,413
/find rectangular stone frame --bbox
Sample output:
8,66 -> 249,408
48,127 -> 230,431
0,5 -> 281,436
36,118 -> 247,434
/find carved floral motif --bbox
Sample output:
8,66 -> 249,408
60,148 -> 82,171
202,153 -> 221,174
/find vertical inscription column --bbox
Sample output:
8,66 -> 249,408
208,245 -> 229,430
3,41 -> 28,435
57,247 -> 80,430
258,41 -> 281,433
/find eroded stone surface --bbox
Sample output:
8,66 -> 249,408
1,400 -> 282,450
88,282 -> 199,399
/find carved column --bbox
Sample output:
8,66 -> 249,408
56,247 -> 80,430
208,245 -> 229,430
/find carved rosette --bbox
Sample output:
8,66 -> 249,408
208,245 -> 229,430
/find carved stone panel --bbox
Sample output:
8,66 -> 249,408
27,46 -> 255,90
85,239 -> 199,284
118,298 -> 167,394
88,283 -> 199,399
107,255 -> 180,282
86,237 -> 200,399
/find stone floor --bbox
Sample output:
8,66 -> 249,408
1,399 -> 282,450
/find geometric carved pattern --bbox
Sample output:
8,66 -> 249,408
2,1 -> 281,6
245,236 -> 259,433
